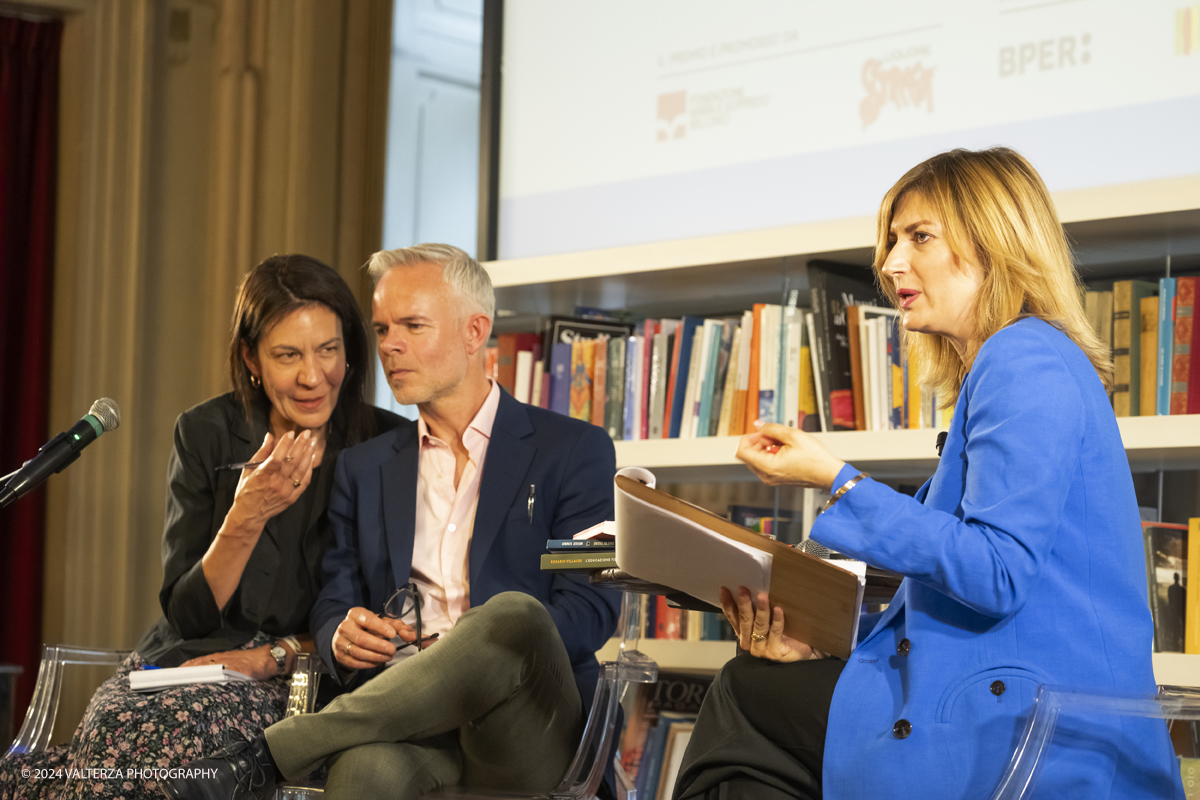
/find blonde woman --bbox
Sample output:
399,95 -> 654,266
674,148 -> 1181,800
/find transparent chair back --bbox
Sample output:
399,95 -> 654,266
988,684 -> 1200,799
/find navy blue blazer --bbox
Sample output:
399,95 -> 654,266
310,389 -> 621,708
813,319 -> 1180,799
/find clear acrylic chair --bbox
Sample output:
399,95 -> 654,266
4,644 -> 130,757
421,591 -> 658,800
988,684 -> 1200,799
276,652 -> 331,798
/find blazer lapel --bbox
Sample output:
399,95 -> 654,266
469,392 -> 535,588
382,423 -> 420,596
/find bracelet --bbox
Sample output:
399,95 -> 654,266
820,471 -> 870,514
280,635 -> 302,655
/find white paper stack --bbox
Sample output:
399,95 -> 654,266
129,664 -> 253,693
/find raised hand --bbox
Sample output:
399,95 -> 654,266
735,421 -> 845,491
229,430 -> 319,530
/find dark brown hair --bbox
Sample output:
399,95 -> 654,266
228,254 -> 376,445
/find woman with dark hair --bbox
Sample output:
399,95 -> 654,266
1,254 -> 401,800
672,149 -> 1183,800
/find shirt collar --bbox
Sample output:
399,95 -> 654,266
417,380 -> 502,456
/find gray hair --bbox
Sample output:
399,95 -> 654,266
366,243 -> 495,323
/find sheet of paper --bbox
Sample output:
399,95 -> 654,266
615,485 -> 774,607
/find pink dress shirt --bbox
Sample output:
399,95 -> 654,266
390,380 -> 500,665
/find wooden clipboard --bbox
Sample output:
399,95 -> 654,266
615,474 -> 865,659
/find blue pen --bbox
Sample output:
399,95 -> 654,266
140,665 -> 162,670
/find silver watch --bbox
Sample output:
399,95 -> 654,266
270,642 -> 288,675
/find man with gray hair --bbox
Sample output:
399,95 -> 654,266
167,244 -> 619,799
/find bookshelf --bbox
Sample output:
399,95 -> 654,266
490,192 -> 1200,686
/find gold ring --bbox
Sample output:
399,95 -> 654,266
751,633 -> 766,642
283,456 -> 293,463
345,642 -> 352,654
292,479 -> 302,488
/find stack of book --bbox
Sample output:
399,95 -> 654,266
615,670 -> 714,800
1142,518 -> 1200,656
1087,277 -> 1200,417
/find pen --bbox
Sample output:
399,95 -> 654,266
528,484 -> 536,524
215,460 -> 266,472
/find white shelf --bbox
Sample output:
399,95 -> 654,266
596,640 -> 1200,687
613,414 -> 1200,482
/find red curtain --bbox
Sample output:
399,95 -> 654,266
0,15 -> 62,729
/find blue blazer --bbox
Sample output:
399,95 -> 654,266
812,319 -> 1181,799
310,389 -> 621,709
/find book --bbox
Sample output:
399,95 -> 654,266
797,311 -> 819,432
807,261 -> 883,431
1172,278 -> 1195,415
615,475 -> 868,658
664,317 -> 701,438
806,312 -> 827,431
655,596 -> 682,640
568,339 -> 596,421
1140,295 -> 1159,417
624,336 -> 640,440
1143,521 -> 1188,652
1188,518 -> 1200,655
635,711 -> 696,800
129,664 -> 252,693
606,337 -> 626,439
757,305 -> 782,424
783,308 -> 803,428
847,305 -> 868,430
549,342 -> 572,415
590,336 -> 607,427
887,314 -> 903,429
729,309 -> 754,436
1112,280 -> 1158,416
639,320 -> 658,439
648,330 -> 670,439
655,718 -> 696,800
539,552 -> 619,571
1158,278 -> 1176,416
572,520 -> 616,540
743,304 -> 765,433
514,350 -> 534,404
696,320 -> 725,437
680,326 -> 705,439
545,538 -> 616,551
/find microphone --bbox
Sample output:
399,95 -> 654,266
0,398 -> 120,508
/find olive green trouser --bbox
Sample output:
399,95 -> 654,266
265,592 -> 584,800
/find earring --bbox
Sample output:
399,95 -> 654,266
250,374 -> 261,389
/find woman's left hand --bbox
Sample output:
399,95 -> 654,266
720,586 -> 827,663
180,646 -> 277,681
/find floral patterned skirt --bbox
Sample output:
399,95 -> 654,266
0,644 -> 289,800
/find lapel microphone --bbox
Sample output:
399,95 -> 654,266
936,431 -> 948,457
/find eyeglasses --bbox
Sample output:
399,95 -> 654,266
381,582 -> 439,652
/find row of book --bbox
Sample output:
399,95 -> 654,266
487,261 -> 955,439
1088,277 -> 1200,417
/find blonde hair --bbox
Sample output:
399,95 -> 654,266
366,243 -> 495,324
873,147 -> 1112,407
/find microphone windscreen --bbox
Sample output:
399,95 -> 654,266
797,538 -> 831,559
89,398 -> 120,432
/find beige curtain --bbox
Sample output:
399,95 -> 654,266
39,0 -> 393,741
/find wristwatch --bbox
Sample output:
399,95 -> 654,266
270,642 -> 288,676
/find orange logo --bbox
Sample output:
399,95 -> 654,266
859,60 -> 934,129
1179,5 -> 1200,55
657,91 -> 687,141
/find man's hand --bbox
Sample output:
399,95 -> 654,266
332,607 -> 412,669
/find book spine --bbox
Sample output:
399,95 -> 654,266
649,331 -> 668,439
497,333 -> 517,393
729,310 -> 753,436
1143,523 -> 1163,652
696,322 -> 723,437
1113,281 -> 1133,416
549,343 -> 572,416
1158,278 -> 1176,415
607,337 -> 626,439
546,539 -> 616,550
514,350 -> 533,404
784,309 -> 803,429
889,315 -> 903,430
1188,517 -> 1200,654
1140,295 -> 1159,417
668,319 -> 699,438
717,325 -> 742,436
744,304 -> 764,433
1172,278 -> 1194,415
539,552 -> 619,570
847,305 -> 866,430
591,337 -> 608,427
639,321 -> 657,439
624,337 -> 639,440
